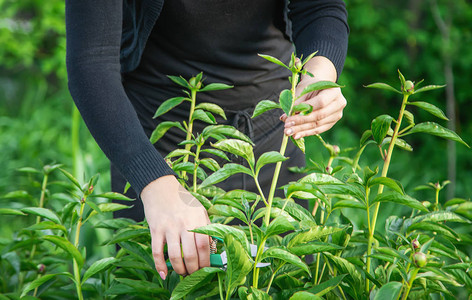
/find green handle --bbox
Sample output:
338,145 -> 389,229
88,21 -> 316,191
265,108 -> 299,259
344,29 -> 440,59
166,253 -> 224,270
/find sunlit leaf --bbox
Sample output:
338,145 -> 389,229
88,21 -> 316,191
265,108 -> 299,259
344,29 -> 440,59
90,192 -> 134,201
43,235 -> 84,268
26,221 -> 67,233
307,274 -> 346,297
414,84 -> 446,94
299,173 -> 343,185
199,158 -> 220,172
21,207 -> 62,224
0,208 -> 26,216
225,235 -> 254,297
59,168 -> 82,190
208,205 -> 247,223
265,216 -> 295,238
373,282 -> 402,300
167,75 -> 190,88
289,242 -> 343,256
407,101 -> 448,120
258,54 -> 289,70
261,246 -> 310,275
255,151 -> 288,176
199,83 -> 233,92
21,273 -> 73,298
406,122 -> 469,147
368,177 -> 404,194
195,102 -> 227,120
192,223 -> 250,253
283,226 -> 345,247
200,163 -> 252,188
300,81 -> 342,97
114,278 -> 168,295
106,229 -> 149,245
150,121 -> 185,144
170,267 -> 223,300
252,100 -> 281,118
82,257 -> 117,282
211,139 -> 255,166
153,97 -> 187,119
364,82 -> 401,94
279,89 -> 293,115
201,148 -> 230,161
324,252 -> 363,290
292,103 -> 313,116
371,115 -> 394,145
192,109 -> 217,124
370,192 -> 427,212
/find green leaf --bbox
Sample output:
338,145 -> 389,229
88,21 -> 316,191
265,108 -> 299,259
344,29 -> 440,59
398,70 -> 406,88
407,101 -> 448,120
300,173 -> 343,185
192,224 -> 250,253
150,121 -> 185,144
201,148 -> 230,161
324,252 -> 363,290
373,282 -> 402,300
225,235 -> 254,297
43,235 -> 84,268
170,267 -> 224,300
120,241 -> 155,272
368,177 -> 404,194
21,207 -> 62,224
167,75 -> 190,88
307,274 -> 346,296
26,221 -> 67,233
153,97 -> 187,119
59,168 -> 82,191
98,203 -> 130,213
292,103 -> 313,115
265,216 -> 295,238
370,192 -> 428,212
203,125 -> 254,144
404,110 -> 415,125
290,291 -> 323,300
173,162 -> 195,173
360,130 -> 372,146
258,54 -> 289,69
166,149 -> 195,159
406,122 -> 469,147
382,137 -> 413,151
252,100 -> 280,118
1,190 -> 31,200
199,158 -> 220,172
300,81 -> 342,97
192,109 -> 217,124
208,205 -> 247,223
21,273 -> 72,298
106,229 -> 149,245
412,211 -> 470,224
332,199 -> 365,210
211,139 -> 255,166
90,192 -> 135,201
371,115 -> 394,145
255,151 -> 288,176
199,83 -> 233,92
279,89 -> 293,115
289,242 -> 343,256
0,208 -> 26,216
284,226 -> 345,247
273,200 -> 315,223
17,167 -> 41,174
407,222 -> 459,240
414,84 -> 445,94
261,246 -> 310,275
195,102 -> 227,120
200,163 -> 252,188
291,136 -> 305,153
82,257 -> 117,282
364,83 -> 401,94
114,278 -> 168,295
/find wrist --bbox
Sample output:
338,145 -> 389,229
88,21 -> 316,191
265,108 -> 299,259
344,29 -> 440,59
140,175 -> 178,203
303,56 -> 337,82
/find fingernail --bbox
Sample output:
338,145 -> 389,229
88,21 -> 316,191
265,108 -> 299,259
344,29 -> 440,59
285,128 -> 293,135
159,271 -> 166,281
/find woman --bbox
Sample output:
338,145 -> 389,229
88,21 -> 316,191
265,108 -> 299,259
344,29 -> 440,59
65,0 -> 348,281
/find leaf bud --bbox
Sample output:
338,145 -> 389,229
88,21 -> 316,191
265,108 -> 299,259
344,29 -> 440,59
332,145 -> 340,156
189,77 -> 197,87
411,239 -> 420,250
413,252 -> 427,267
403,80 -> 415,94
196,81 -> 202,89
37,264 -> 46,274
326,166 -> 333,174
295,58 -> 302,70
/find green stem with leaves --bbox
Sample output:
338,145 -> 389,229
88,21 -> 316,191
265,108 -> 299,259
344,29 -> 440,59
182,89 -> 197,179
30,173 -> 49,260
73,197 -> 87,300
193,144 -> 202,193
400,268 -> 419,300
366,94 -> 409,289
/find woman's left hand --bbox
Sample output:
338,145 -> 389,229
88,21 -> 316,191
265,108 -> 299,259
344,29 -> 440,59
280,56 -> 347,139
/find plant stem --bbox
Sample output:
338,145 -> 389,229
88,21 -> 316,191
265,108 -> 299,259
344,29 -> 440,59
193,144 -> 201,193
182,89 -> 197,179
73,199 -> 86,300
218,272 -> 224,300
435,188 -> 440,210
366,94 -> 409,290
254,178 -> 268,206
400,268 -> 419,300
266,263 -> 285,293
252,237 -> 267,288
30,173 -> 49,260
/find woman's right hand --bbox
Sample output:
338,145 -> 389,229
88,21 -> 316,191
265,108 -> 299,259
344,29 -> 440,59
140,175 -> 211,280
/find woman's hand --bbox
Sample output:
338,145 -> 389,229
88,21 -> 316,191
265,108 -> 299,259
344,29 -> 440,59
141,175 -> 211,280
281,56 -> 347,139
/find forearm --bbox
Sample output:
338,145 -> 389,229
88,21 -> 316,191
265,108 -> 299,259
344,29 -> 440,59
303,56 -> 337,82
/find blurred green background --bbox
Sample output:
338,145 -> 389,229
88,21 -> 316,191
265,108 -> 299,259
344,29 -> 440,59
0,0 -> 470,235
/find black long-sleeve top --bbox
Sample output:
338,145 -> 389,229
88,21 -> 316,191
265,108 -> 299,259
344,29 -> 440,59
65,0 -> 349,196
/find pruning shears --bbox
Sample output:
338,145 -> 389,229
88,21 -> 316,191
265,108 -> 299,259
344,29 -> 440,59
166,236 -> 270,270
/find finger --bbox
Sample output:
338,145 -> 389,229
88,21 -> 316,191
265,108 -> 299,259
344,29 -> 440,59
195,233 -> 211,268
151,230 -> 167,280
181,230 -> 199,274
287,112 -> 342,138
285,95 -> 345,129
167,232 -> 186,275
293,121 -> 338,139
